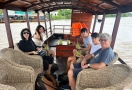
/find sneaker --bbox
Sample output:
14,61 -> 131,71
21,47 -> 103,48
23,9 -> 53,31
61,85 -> 71,90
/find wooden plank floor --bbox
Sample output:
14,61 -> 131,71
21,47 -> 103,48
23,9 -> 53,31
49,39 -> 68,75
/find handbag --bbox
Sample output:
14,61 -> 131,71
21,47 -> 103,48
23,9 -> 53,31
35,73 -> 58,90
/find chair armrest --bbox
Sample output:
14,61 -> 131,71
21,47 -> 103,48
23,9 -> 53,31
14,50 -> 43,70
84,87 -> 116,90
5,60 -> 35,83
0,84 -> 16,90
14,46 -> 43,69
76,69 -> 95,90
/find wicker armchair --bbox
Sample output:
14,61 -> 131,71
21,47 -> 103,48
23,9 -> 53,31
0,48 -> 43,79
0,56 -> 34,90
0,84 -> 16,90
76,64 -> 132,90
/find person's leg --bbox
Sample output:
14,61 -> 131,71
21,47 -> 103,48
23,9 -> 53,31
66,56 -> 76,73
73,49 -> 77,56
68,69 -> 76,90
68,63 -> 82,90
42,56 -> 54,74
49,50 -> 55,58
43,60 -> 49,74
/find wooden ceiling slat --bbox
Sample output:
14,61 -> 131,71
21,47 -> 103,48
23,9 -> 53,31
0,0 -> 8,2
0,0 -> 132,14
113,0 -> 132,5
101,0 -> 120,9
26,1 -> 104,12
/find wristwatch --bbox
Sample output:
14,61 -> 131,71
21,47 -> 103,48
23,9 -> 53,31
87,64 -> 90,68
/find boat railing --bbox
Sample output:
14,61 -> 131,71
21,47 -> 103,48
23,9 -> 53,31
53,25 -> 71,34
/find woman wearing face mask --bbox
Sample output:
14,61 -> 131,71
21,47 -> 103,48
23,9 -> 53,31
18,28 -> 53,74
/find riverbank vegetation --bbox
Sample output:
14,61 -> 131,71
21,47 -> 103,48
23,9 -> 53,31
46,9 -> 72,20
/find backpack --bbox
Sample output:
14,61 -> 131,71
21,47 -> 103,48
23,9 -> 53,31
35,73 -> 58,90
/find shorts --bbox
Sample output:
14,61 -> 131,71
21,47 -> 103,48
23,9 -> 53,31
73,63 -> 82,79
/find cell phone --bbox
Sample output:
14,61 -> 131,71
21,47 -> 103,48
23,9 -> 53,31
36,50 -> 41,53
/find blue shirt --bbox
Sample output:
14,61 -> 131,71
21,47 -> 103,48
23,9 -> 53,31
83,35 -> 92,48
89,47 -> 115,65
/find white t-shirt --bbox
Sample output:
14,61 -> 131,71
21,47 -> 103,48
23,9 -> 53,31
90,43 -> 101,54
32,33 -> 46,46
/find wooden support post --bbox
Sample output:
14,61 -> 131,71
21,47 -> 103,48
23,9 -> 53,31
37,11 -> 40,25
48,12 -> 52,34
3,8 -> 14,48
99,13 -> 106,34
111,10 -> 121,49
43,11 -> 48,37
25,11 -> 30,30
92,14 -> 97,33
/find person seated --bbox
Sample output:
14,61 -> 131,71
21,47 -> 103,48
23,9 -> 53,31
68,33 -> 115,90
18,28 -> 54,74
32,25 -> 55,58
66,32 -> 101,73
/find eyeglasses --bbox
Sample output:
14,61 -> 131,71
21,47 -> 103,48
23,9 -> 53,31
99,39 -> 108,42
23,32 -> 30,34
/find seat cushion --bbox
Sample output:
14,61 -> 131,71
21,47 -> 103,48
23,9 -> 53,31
6,83 -> 33,90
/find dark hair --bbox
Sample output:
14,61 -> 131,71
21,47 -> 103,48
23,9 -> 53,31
91,32 -> 99,38
35,25 -> 45,41
80,28 -> 88,33
20,28 -> 32,40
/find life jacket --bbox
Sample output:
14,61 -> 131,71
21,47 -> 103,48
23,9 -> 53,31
70,22 -> 90,37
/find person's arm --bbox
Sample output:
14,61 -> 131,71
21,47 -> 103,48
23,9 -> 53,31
80,43 -> 92,52
33,30 -> 40,39
18,40 -> 38,55
81,53 -> 93,67
82,62 -> 106,69
25,51 -> 38,55
89,62 -> 106,69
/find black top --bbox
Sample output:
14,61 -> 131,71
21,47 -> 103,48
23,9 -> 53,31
18,39 -> 37,52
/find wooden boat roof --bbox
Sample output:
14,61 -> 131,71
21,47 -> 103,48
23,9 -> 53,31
0,0 -> 132,14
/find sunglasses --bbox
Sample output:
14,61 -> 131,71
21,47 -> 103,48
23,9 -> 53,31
23,32 -> 30,34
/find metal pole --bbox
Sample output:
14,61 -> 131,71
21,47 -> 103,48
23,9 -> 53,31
43,11 -> 48,37
37,11 -> 40,25
25,11 -> 30,30
111,10 -> 121,49
99,13 -> 106,34
48,12 -> 52,34
92,14 -> 97,33
3,8 -> 14,48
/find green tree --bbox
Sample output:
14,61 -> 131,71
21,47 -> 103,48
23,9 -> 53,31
50,9 -> 71,20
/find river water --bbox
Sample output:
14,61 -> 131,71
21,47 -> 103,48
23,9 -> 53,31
0,18 -> 132,67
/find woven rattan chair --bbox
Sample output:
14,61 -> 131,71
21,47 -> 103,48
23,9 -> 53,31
0,56 -> 34,90
0,48 -> 43,80
76,64 -> 132,90
0,84 -> 16,90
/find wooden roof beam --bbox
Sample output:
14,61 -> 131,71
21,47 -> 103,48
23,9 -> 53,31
36,3 -> 67,11
0,0 -> 17,8
43,5 -> 95,14
26,1 -> 104,12
48,7 -> 90,13
101,0 -> 120,9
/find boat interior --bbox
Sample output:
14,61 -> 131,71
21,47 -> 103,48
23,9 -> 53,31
0,0 -> 132,90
